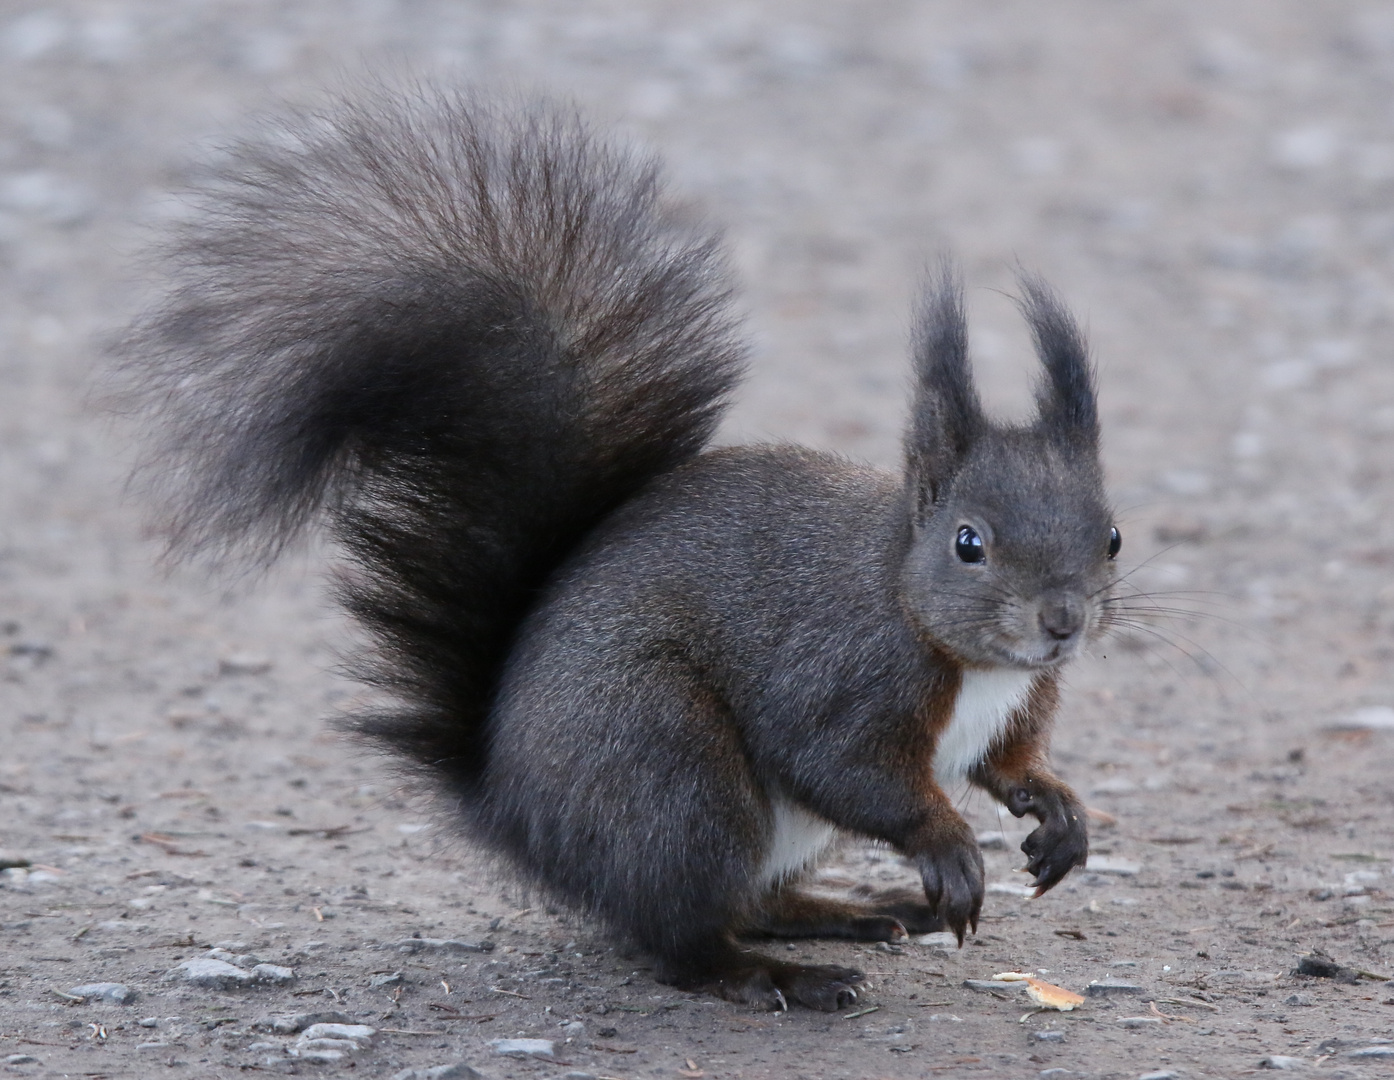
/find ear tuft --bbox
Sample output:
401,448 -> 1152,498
906,259 -> 984,512
1016,272 -> 1098,445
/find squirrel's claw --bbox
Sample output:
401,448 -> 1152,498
916,837 -> 985,945
1020,804 -> 1088,896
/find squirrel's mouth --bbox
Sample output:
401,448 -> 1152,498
998,637 -> 1080,669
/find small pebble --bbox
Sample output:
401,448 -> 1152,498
976,831 -> 1008,850
136,1042 -> 170,1051
1088,856 -> 1142,876
298,1023 -> 375,1044
296,1038 -> 361,1054
294,1049 -> 345,1064
1138,1073 -> 1179,1080
489,1038 -> 556,1059
166,958 -> 252,989
266,1010 -> 354,1035
252,963 -> 295,986
3,1055 -> 38,1065
138,1018 -> 158,1028
67,982 -> 136,1005
1040,1070 -> 1072,1079
963,979 -> 1028,993
1259,1056 -> 1306,1070
1347,1046 -> 1394,1058
1086,978 -> 1143,996
1032,1030 -> 1066,1042
369,971 -> 403,989
390,1064 -> 484,1080
1295,951 -> 1360,982
1118,1016 -> 1163,1028
395,937 -> 494,955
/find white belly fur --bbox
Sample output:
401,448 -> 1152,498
756,667 -> 1035,885
934,667 -> 1038,785
758,795 -> 838,886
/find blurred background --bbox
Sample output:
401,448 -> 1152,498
2,2 -> 1394,1074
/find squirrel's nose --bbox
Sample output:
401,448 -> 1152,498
1038,596 -> 1084,641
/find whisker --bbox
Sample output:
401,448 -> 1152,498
1100,616 -> 1246,694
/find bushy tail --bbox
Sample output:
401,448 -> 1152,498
116,83 -> 746,787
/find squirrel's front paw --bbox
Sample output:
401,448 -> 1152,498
1019,797 -> 1088,896
914,832 -> 984,945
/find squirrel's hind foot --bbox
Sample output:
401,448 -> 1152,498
656,943 -> 864,1012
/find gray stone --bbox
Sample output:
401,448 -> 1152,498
1040,1070 -> 1072,1079
1347,1046 -> 1394,1058
490,1038 -> 555,1058
976,831 -> 1009,850
369,971 -> 403,989
251,964 -> 295,986
391,1064 -> 484,1080
166,958 -> 253,989
1032,1030 -> 1066,1042
290,1022 -> 374,1060
297,1038 -> 362,1054
299,1023 -> 375,1044
1118,1016 -> 1163,1028
205,947 -> 249,965
963,978 -> 1028,993
67,982 -> 136,1004
1137,1070 -> 1178,1078
1086,978 -> 1143,996
295,1049 -> 345,1063
137,1017 -> 159,1028
395,936 -> 494,955
4,1055 -> 38,1065
1259,1057 -> 1306,1070
264,1011 -> 354,1034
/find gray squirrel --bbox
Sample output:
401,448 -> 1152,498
118,84 -> 1119,1011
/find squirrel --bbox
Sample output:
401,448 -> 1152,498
117,83 -> 1119,1012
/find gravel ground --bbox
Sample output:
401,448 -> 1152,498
4,2 -> 1394,1078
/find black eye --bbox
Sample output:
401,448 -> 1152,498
955,526 -> 985,564
1107,526 -> 1121,559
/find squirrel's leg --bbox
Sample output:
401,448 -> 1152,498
772,771 -> 984,943
968,674 -> 1088,895
745,883 -> 944,940
487,644 -> 865,1011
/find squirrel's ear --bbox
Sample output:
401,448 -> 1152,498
1017,272 -> 1098,448
906,261 -> 984,518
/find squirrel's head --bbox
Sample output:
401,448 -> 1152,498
900,267 -> 1117,670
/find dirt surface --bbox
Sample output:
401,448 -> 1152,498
4,2 -> 1394,1078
